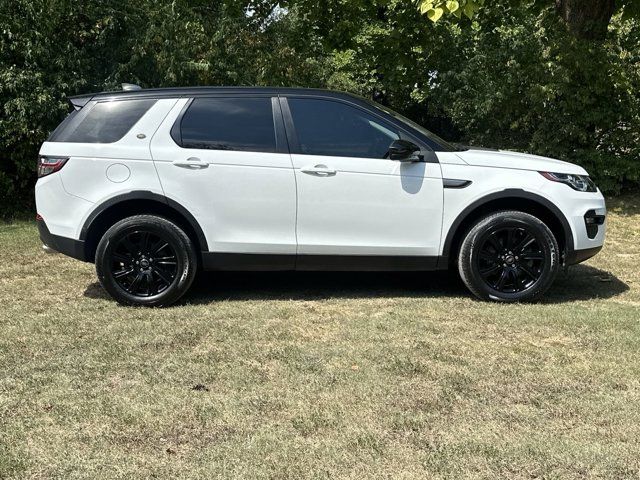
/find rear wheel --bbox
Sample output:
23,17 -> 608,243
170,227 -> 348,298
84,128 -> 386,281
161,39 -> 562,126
95,215 -> 197,306
458,211 -> 559,302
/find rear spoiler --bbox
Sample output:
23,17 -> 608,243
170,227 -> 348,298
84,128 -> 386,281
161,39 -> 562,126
67,84 -> 142,110
67,95 -> 93,111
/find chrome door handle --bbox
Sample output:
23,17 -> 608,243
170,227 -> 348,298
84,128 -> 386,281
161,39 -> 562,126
172,157 -> 209,169
301,164 -> 336,176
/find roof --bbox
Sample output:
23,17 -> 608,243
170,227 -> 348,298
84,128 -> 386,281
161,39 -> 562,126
68,86 -> 358,109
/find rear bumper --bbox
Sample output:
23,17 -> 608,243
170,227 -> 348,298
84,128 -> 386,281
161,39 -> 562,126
37,218 -> 88,262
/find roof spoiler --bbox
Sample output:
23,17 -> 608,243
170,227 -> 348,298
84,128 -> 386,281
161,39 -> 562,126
67,84 -> 142,110
67,94 -> 93,111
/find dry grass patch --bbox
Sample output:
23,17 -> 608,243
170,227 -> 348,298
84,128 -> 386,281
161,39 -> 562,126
1,196 -> 639,479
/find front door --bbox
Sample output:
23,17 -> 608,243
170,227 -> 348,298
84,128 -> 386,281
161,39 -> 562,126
283,96 -> 443,267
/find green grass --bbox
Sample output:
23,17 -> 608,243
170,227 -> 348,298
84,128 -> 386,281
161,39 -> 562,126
1,197 -> 639,479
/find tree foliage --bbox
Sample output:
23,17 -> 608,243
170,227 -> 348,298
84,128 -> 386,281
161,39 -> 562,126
0,0 -> 638,218
417,0 -> 640,40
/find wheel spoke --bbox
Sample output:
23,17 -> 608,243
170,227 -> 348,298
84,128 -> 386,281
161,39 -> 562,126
153,267 -> 173,286
139,231 -> 151,252
518,264 -> 539,280
121,236 -> 138,256
144,271 -> 153,296
505,228 -> 516,250
521,251 -> 544,261
113,267 -> 134,279
127,272 -> 144,293
494,269 -> 509,290
480,264 -> 502,277
154,242 -> 170,255
486,234 -> 502,253
113,252 -> 131,263
479,251 -> 499,264
155,255 -> 177,266
513,233 -> 535,254
512,269 -> 526,291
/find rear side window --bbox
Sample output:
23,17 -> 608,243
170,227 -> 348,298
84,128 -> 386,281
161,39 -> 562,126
287,98 -> 399,158
178,97 -> 277,152
54,99 -> 156,143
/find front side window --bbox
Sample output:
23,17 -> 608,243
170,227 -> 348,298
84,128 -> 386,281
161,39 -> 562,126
179,97 -> 277,153
59,99 -> 156,143
287,98 -> 399,159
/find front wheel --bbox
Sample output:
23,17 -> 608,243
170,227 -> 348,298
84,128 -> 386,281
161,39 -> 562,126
95,215 -> 198,307
458,211 -> 559,302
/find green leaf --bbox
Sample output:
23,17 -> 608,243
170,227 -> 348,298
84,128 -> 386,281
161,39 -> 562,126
427,7 -> 444,22
463,1 -> 475,19
419,1 -> 433,14
446,1 -> 459,13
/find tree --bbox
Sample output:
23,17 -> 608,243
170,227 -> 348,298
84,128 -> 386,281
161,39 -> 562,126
417,0 -> 640,40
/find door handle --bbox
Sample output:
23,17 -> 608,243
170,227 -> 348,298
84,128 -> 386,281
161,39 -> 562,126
300,164 -> 336,176
172,157 -> 209,169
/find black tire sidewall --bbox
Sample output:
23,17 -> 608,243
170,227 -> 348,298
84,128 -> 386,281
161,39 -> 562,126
459,212 -> 559,302
95,216 -> 197,307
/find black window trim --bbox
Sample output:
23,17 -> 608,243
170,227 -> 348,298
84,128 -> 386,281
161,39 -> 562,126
170,95 -> 288,155
279,94 -> 439,163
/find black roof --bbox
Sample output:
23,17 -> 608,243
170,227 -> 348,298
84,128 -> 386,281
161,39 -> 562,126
68,86 -> 358,108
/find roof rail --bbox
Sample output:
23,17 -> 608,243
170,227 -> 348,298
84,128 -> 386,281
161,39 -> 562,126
121,83 -> 142,91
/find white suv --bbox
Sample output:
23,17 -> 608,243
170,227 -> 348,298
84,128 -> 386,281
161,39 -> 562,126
35,86 -> 606,306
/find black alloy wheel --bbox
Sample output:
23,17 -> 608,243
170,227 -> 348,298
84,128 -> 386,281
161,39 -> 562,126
458,211 -> 559,302
96,215 -> 197,307
110,230 -> 179,297
476,226 -> 545,294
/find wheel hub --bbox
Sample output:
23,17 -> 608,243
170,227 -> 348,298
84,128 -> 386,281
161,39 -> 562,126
110,230 -> 178,297
476,226 -> 545,294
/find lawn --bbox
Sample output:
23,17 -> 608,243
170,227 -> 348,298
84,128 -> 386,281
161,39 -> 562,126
1,197 -> 639,479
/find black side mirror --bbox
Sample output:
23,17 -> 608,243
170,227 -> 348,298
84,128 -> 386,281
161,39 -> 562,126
388,139 -> 423,162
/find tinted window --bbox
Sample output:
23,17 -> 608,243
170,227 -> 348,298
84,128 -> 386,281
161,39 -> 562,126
47,109 -> 79,142
180,97 -> 276,152
59,99 -> 156,143
288,98 -> 399,158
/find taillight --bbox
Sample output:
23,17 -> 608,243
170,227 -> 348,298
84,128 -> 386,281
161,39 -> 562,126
37,156 -> 69,178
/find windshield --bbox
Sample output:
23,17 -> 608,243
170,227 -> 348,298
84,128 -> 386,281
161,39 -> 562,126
362,98 -> 466,152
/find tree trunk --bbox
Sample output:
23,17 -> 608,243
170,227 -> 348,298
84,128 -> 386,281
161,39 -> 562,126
555,0 -> 616,40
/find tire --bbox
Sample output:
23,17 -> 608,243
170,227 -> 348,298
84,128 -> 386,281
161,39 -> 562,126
95,215 -> 198,307
458,211 -> 559,302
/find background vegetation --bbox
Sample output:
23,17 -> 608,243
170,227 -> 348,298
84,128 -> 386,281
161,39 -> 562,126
1,0 -> 639,218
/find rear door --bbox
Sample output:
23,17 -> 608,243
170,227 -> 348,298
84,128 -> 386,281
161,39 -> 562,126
282,96 -> 444,264
150,96 -> 297,261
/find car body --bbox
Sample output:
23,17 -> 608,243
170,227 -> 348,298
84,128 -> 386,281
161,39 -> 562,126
35,86 -> 606,305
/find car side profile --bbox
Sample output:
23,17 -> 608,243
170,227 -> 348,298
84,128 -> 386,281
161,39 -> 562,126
35,86 -> 606,306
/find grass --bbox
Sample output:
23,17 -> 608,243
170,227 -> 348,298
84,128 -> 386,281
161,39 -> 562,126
1,196 -> 639,479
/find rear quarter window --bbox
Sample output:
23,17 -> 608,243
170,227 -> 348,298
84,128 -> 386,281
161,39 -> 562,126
52,99 -> 156,143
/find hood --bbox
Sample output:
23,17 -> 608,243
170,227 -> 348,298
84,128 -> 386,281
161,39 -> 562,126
456,149 -> 588,175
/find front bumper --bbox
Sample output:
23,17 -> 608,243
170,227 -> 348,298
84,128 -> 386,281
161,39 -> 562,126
37,218 -> 87,262
565,245 -> 603,265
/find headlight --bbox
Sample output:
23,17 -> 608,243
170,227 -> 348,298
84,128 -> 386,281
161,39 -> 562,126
539,171 -> 597,192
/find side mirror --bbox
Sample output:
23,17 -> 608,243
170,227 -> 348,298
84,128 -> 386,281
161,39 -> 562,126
388,139 -> 423,162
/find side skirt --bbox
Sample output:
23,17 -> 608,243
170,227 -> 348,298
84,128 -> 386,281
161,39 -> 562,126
201,253 -> 440,272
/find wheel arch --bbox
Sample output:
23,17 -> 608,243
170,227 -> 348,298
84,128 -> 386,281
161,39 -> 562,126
441,189 -> 574,268
80,191 -> 208,262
